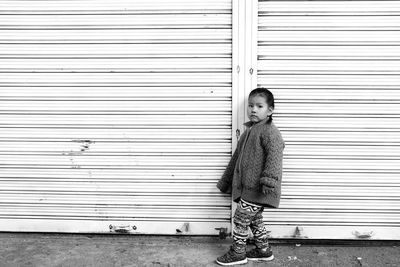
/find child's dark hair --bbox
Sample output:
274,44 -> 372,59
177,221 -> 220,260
249,87 -> 275,122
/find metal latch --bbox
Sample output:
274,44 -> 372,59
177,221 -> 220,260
235,129 -> 241,140
215,227 -> 228,239
109,224 -> 137,233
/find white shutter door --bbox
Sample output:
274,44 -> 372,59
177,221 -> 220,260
258,1 -> 400,239
0,0 -> 232,234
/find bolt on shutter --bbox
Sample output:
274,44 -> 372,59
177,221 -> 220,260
0,0 -> 233,234
258,0 -> 400,239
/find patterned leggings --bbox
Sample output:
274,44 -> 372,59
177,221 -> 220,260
232,199 -> 269,254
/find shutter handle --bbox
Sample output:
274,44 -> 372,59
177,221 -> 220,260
352,230 -> 374,239
109,224 -> 136,233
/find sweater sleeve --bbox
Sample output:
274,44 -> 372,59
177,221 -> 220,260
216,147 -> 239,193
259,130 -> 285,188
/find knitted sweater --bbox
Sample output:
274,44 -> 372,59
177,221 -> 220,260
217,118 -> 285,208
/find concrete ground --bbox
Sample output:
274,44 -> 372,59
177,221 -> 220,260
0,233 -> 399,267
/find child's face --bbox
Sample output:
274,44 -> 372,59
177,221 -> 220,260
247,94 -> 273,123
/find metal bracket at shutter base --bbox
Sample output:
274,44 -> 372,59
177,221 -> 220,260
176,222 -> 190,234
292,226 -> 308,239
215,227 -> 228,239
109,224 -> 137,234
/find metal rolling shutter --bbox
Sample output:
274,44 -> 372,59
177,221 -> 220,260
0,0 -> 233,234
258,1 -> 400,239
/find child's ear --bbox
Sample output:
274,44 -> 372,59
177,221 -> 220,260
268,106 -> 274,116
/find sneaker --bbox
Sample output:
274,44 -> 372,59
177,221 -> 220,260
216,247 -> 247,266
246,247 -> 274,261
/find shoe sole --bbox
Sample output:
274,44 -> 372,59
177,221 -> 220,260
247,255 -> 274,261
215,258 -> 248,266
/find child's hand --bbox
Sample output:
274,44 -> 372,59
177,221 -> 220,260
260,176 -> 278,195
216,179 -> 232,193
262,184 -> 273,195
260,177 -> 277,188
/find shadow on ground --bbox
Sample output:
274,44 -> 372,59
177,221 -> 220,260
0,233 -> 399,267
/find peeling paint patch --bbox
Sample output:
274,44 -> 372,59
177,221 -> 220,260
72,139 -> 95,153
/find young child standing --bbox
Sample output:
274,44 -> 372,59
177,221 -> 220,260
216,88 -> 285,266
